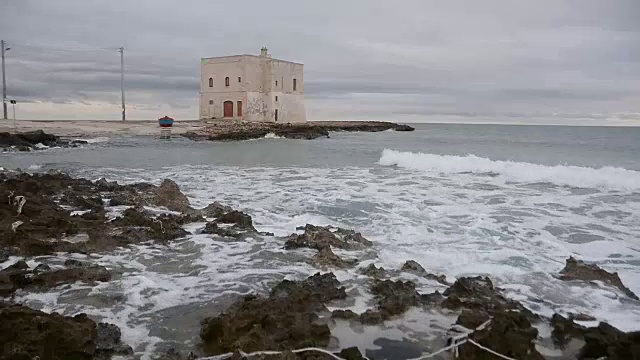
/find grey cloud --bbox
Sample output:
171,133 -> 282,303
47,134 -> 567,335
0,0 -> 639,122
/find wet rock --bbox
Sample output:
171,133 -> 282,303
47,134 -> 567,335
394,124 -> 415,132
400,260 -> 449,285
95,322 -> 134,358
113,207 -> 190,242
559,256 -> 639,300
64,259 -> 85,267
359,264 -> 387,278
32,263 -> 111,288
551,313 -> 587,348
33,263 -> 51,273
153,179 -> 191,212
570,312 -> 597,322
0,130 -> 59,151
580,322 -> 640,359
456,309 -> 544,360
200,273 -> 346,355
360,279 -> 426,324
7,259 -> 28,270
285,224 -> 372,251
336,347 -> 365,360
441,276 -> 535,319
199,201 -> 233,218
312,246 -> 357,269
331,309 -> 359,320
218,210 -> 254,229
0,304 -> 132,360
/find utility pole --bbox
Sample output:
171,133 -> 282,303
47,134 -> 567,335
119,47 -> 125,121
2,40 -> 7,120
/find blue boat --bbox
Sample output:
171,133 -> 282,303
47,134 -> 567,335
158,116 -> 174,128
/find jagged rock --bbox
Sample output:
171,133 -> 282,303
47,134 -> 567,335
559,256 -> 639,300
285,224 -> 372,251
1,259 -> 111,296
400,260 -> 449,285
336,347 -> 365,360
360,279 -> 424,324
33,263 -> 51,273
359,264 -> 387,278
331,309 -> 359,320
152,179 -> 191,212
0,172 -> 202,256
200,273 -> 346,355
32,264 -> 111,288
95,323 -> 134,359
199,201 -> 233,218
551,313 -> 587,348
580,322 -> 640,359
218,210 -> 254,229
64,259 -> 85,267
312,246 -> 357,269
456,309 -> 544,360
0,304 -> 132,360
441,276 -> 535,319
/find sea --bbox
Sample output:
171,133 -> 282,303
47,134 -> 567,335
2,123 -> 640,359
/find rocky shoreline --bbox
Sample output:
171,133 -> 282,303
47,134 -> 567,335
1,169 -> 639,359
0,130 -> 88,152
182,121 -> 415,141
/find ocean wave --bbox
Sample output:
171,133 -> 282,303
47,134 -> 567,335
378,149 -> 640,191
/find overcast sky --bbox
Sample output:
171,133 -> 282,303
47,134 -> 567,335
1,0 -> 639,124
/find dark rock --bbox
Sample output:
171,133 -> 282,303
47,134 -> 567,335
394,124 -> 415,132
559,256 -> 639,300
64,259 -> 85,267
551,313 -> 586,348
32,264 -> 111,288
199,201 -> 233,218
200,273 -> 345,355
335,347 -> 364,360
0,305 -> 96,359
441,276 -> 536,319
370,280 -> 422,320
570,312 -> 597,322
153,179 -> 191,212
33,263 -> 51,273
218,210 -> 254,229
8,259 -> 28,270
359,264 -> 387,278
400,260 -> 448,285
580,322 -> 640,360
331,309 -> 359,320
285,224 -> 372,251
312,246 -> 357,269
457,309 -> 544,360
0,304 -> 132,360
95,322 -> 134,358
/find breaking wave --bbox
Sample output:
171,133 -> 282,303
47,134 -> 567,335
378,149 -> 640,191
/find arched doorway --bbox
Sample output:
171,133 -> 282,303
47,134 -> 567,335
223,101 -> 233,118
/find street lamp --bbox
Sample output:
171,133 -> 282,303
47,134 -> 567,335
1,39 -> 10,120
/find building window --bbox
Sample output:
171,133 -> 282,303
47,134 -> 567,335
238,77 -> 241,82
208,78 -> 213,87
293,78 -> 297,91
275,80 -> 278,86
209,100 -> 213,105
225,77 -> 230,87
237,101 -> 243,117
275,96 -> 278,101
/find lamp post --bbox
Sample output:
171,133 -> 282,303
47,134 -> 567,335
1,40 -> 11,120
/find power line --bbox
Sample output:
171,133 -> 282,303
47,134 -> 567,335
5,41 -> 119,54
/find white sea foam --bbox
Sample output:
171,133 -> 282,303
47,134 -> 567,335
263,132 -> 283,139
378,149 -> 640,191
28,164 -> 42,170
34,143 -> 49,149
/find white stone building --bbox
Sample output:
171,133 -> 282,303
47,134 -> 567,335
199,48 -> 306,123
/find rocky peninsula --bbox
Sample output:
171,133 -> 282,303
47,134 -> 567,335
1,169 -> 639,359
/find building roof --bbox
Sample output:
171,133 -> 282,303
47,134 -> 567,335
201,54 -> 303,66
